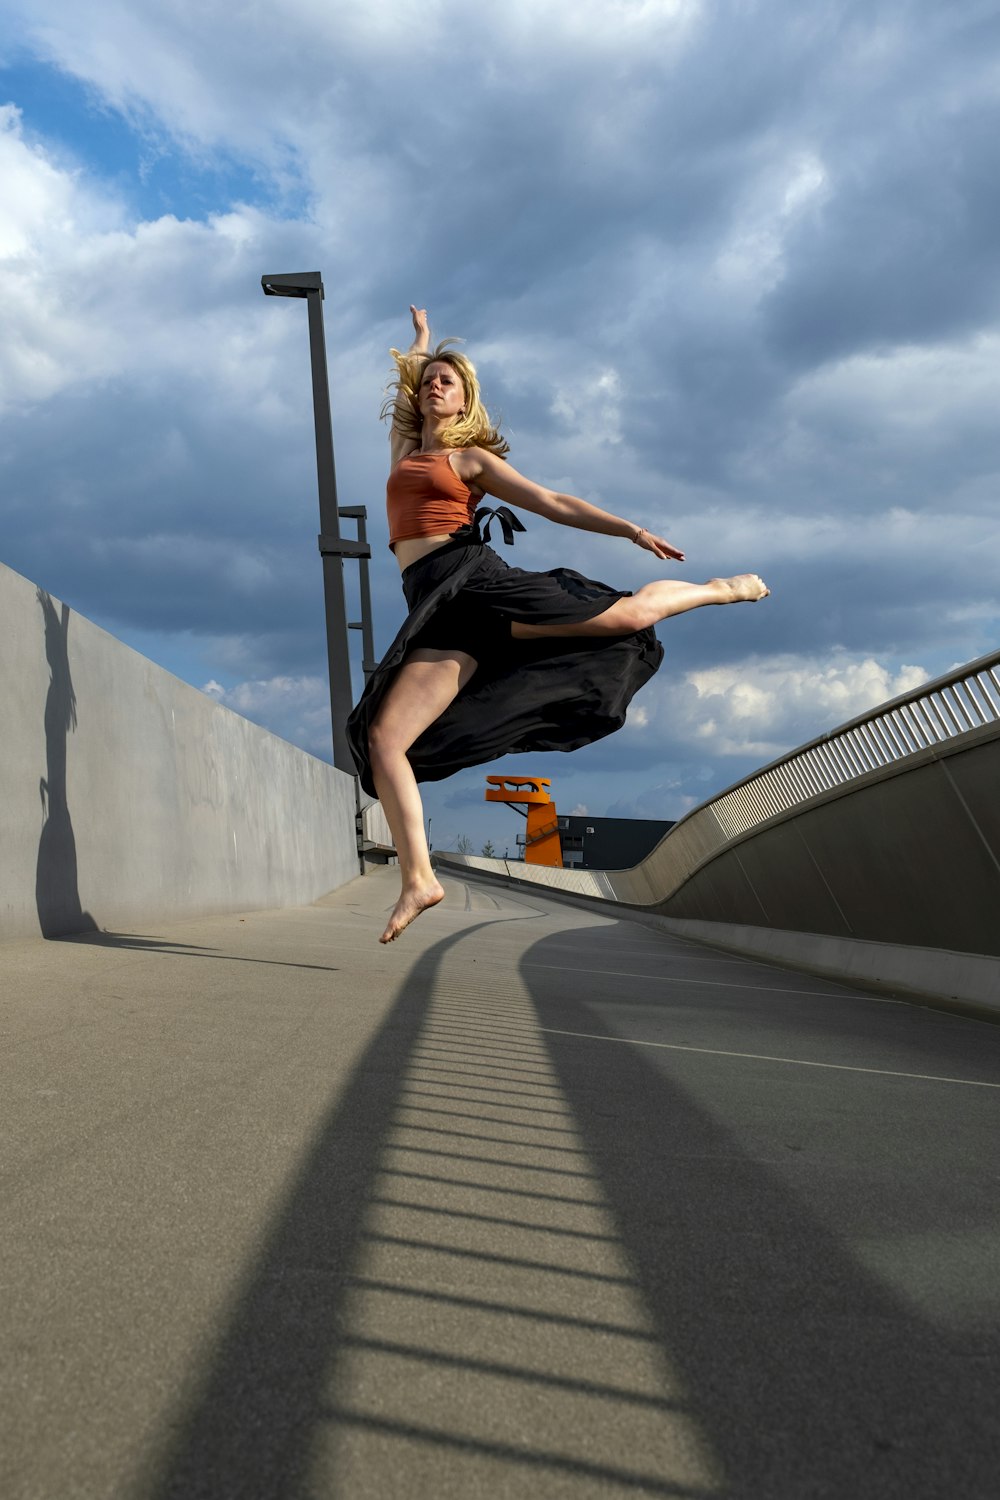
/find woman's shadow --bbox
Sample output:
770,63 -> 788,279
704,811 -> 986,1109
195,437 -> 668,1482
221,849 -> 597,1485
35,589 -> 97,938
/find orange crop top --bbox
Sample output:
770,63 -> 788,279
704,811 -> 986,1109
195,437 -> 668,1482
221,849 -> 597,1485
386,450 -> 478,549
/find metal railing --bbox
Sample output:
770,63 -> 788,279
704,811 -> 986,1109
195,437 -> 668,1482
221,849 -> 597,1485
699,649 -> 1000,843
359,799 -> 394,851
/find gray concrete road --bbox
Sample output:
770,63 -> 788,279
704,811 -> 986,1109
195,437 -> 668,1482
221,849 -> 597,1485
2,866 -> 999,1499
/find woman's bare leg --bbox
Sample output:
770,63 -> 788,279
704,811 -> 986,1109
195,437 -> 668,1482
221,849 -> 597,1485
369,648 -> 479,943
511,574 -> 769,640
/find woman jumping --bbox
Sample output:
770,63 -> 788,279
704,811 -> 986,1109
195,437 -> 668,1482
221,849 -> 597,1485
347,306 -> 769,943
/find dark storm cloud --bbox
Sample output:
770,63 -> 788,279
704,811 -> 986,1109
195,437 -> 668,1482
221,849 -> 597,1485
763,68 -> 1000,364
1,380 -> 312,629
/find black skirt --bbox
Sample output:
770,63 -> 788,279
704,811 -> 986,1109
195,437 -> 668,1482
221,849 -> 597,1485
347,509 -> 664,796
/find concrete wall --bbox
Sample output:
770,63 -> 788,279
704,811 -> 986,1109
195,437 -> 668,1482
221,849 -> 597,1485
644,725 -> 1000,1013
650,726 -> 1000,951
1,560 -> 361,940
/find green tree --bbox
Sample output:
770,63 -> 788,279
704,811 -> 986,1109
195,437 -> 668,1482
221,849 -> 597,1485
481,839 -> 496,858
456,834 -> 473,854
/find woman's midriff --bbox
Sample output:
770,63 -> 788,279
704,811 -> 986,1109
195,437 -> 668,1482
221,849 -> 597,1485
393,533 -> 456,571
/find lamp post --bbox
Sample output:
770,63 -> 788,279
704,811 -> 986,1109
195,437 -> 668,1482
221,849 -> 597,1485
261,271 -> 370,774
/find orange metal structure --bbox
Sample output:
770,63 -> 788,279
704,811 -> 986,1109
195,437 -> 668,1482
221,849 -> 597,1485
485,775 -> 562,867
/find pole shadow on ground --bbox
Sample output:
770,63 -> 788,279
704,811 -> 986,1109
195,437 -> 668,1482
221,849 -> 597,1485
130,899 -> 1000,1499
517,919 -> 1000,1500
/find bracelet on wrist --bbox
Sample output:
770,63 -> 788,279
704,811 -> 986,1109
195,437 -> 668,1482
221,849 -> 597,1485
631,525 -> 646,544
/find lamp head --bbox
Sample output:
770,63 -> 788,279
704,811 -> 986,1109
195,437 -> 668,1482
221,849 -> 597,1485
261,272 -> 324,298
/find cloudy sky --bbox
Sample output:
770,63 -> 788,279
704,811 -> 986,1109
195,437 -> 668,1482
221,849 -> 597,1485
2,0 -> 999,853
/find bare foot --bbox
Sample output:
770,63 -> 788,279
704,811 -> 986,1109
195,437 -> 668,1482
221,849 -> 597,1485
712,573 -> 770,603
380,880 -> 446,943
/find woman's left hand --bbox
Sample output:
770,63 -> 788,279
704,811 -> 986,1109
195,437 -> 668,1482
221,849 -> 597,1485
635,528 -> 685,563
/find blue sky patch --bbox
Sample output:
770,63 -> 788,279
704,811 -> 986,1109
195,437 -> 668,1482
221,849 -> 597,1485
0,57 -> 280,222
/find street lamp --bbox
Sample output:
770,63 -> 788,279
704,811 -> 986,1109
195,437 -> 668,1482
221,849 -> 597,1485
261,270 -> 371,773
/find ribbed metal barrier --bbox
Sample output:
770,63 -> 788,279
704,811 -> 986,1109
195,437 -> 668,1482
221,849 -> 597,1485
359,798 -> 394,855
604,646 -> 1000,907
707,650 -> 1000,842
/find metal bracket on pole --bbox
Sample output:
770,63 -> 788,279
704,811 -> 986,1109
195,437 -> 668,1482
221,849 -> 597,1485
317,535 -> 370,559
337,506 -> 377,682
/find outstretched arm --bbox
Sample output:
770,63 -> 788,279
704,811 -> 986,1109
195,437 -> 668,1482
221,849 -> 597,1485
389,305 -> 430,468
460,449 -> 685,563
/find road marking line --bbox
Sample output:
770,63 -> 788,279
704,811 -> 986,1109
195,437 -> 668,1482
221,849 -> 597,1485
522,962 -> 853,999
536,1027 -> 1000,1089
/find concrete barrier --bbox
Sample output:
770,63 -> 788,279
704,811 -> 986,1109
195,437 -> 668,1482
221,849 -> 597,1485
1,560 -> 361,940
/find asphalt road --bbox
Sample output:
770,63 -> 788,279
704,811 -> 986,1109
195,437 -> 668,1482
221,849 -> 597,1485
2,865 -> 999,1499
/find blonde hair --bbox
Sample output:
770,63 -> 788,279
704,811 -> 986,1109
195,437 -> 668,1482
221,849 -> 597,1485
381,339 -> 509,457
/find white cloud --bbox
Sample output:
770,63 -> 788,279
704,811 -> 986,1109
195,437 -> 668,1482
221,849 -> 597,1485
0,107 -> 320,416
201,673 -> 331,757
786,335 -> 1000,453
5,0 -> 702,180
551,367 -> 624,448
607,781 -> 698,820
714,151 -> 829,293
677,654 -> 930,757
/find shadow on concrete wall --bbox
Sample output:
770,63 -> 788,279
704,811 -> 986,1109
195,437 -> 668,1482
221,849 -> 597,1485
35,589 -> 97,939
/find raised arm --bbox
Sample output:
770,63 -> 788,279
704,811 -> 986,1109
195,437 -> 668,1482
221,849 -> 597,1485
388,305 -> 430,470
457,448 -> 685,563
406,305 -> 429,357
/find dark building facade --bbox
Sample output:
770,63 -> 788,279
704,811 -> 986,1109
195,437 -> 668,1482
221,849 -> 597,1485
517,814 -> 675,871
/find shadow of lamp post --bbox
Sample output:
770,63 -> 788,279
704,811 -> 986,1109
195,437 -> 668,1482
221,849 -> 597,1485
261,271 -> 376,774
